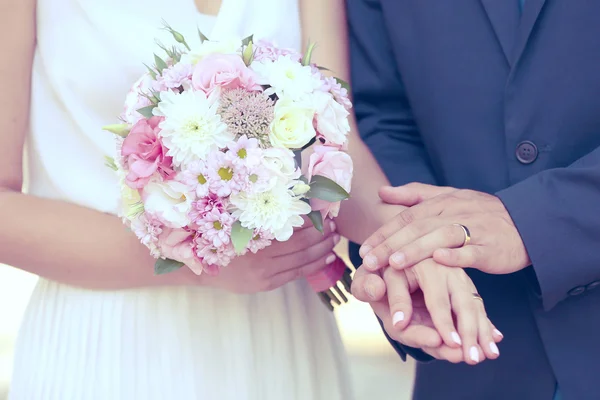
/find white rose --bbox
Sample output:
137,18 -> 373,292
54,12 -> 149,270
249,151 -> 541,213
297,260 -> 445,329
181,38 -> 242,65
270,97 -> 316,149
262,147 -> 300,184
313,91 -> 350,146
143,180 -> 192,228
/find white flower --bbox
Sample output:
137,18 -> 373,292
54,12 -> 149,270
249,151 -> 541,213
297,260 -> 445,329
121,73 -> 154,125
143,180 -> 193,228
262,147 -> 301,185
119,181 -> 143,222
181,38 -> 242,65
313,91 -> 350,146
156,90 -> 233,166
230,182 -> 311,241
269,97 -> 316,149
252,56 -> 322,100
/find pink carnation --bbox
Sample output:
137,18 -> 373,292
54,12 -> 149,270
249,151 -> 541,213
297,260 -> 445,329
307,145 -> 353,219
156,62 -> 193,90
121,116 -> 175,189
320,76 -> 352,111
253,40 -> 302,63
158,228 -> 204,275
192,54 -> 262,95
196,208 -> 234,248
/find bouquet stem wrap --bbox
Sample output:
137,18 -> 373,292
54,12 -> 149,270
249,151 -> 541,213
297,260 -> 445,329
307,256 -> 354,311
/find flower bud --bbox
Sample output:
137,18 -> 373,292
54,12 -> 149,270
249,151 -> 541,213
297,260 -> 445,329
292,182 -> 311,196
102,123 -> 130,138
242,41 -> 254,66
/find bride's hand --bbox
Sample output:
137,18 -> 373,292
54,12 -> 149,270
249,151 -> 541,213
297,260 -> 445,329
200,218 -> 340,294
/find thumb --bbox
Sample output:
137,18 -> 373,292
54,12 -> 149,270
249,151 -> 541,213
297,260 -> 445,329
379,183 -> 454,206
351,267 -> 386,302
383,267 -> 413,331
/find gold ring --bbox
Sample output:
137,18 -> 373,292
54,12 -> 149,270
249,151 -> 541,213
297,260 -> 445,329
472,293 -> 483,302
453,223 -> 471,247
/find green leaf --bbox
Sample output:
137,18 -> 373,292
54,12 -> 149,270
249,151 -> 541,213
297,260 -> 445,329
334,77 -> 350,92
307,210 -> 324,233
104,156 -> 118,171
241,34 -> 254,47
154,54 -> 168,74
143,63 -> 157,80
317,66 -> 331,71
137,105 -> 156,119
154,258 -> 185,275
197,27 -> 209,43
231,221 -> 254,254
301,42 -> 317,66
299,175 -> 309,184
307,175 -> 350,202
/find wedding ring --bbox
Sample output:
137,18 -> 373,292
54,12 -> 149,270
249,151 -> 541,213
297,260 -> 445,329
472,293 -> 483,302
453,223 -> 471,247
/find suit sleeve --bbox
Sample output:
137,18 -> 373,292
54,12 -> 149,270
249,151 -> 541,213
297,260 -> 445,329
497,146 -> 600,311
347,0 -> 437,363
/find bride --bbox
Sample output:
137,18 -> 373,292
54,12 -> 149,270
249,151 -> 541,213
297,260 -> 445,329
2,0 -> 499,398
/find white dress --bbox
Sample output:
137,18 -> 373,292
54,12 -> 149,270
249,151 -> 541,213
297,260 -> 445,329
9,0 -> 353,399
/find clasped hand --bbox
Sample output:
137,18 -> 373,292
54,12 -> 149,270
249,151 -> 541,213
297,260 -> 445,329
353,183 -> 531,364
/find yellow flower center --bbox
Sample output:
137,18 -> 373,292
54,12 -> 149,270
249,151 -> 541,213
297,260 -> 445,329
237,148 -> 247,159
213,221 -> 223,230
197,174 -> 207,184
218,167 -> 234,181
249,174 -> 258,183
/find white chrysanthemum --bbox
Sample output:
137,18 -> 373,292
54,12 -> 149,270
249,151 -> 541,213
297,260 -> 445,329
230,182 -> 311,241
143,180 -> 193,228
156,90 -> 234,166
252,56 -> 322,100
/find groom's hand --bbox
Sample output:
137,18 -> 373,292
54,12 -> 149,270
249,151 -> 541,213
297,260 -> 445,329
359,183 -> 531,275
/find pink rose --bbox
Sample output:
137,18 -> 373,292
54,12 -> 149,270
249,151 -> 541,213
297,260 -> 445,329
307,145 -> 353,219
158,228 -> 204,275
121,116 -> 174,189
192,53 -> 262,95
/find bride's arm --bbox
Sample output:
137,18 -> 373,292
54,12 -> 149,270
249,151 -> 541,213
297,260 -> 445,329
299,0 -> 401,244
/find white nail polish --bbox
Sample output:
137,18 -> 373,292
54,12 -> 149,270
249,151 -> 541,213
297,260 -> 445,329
393,311 -> 405,326
494,329 -> 504,337
451,332 -> 462,345
325,254 -> 336,265
469,346 -> 480,363
329,220 -> 336,232
333,234 -> 341,244
489,342 -> 499,355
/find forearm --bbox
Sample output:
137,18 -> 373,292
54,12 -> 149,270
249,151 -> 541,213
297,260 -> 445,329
0,190 -> 200,289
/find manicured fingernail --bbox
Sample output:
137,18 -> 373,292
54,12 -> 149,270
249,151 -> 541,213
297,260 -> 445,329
451,332 -> 462,345
390,252 -> 406,267
329,220 -> 336,231
470,346 -> 480,363
365,283 -> 376,299
333,234 -> 341,244
359,245 -> 372,257
393,311 -> 405,326
325,254 -> 336,264
489,342 -> 500,356
363,254 -> 377,269
494,329 -> 503,337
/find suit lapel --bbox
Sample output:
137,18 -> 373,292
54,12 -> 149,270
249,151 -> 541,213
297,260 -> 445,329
511,0 -> 548,67
479,0 -> 520,67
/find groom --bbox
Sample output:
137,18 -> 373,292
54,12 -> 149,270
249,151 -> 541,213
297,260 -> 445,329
347,0 -> 600,399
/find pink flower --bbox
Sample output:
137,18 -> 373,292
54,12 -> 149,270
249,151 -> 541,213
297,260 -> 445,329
225,135 -> 262,169
307,145 -> 353,219
207,151 -> 244,197
320,76 -> 352,111
192,54 -> 262,95
121,73 -> 154,125
197,208 -> 234,248
253,40 -> 302,63
195,236 -> 236,268
247,230 -> 274,254
180,160 -> 211,198
121,117 -> 175,189
156,62 -> 193,90
130,212 -> 164,258
158,228 -> 204,275
189,193 -> 228,223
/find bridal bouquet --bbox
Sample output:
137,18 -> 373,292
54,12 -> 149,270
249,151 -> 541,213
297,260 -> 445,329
104,23 -> 354,308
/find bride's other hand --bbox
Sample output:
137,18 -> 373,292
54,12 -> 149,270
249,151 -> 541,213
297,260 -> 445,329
197,218 -> 340,294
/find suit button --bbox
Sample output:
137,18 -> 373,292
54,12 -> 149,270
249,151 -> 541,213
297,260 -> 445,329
586,280 -> 600,291
568,286 -> 586,296
516,141 -> 538,164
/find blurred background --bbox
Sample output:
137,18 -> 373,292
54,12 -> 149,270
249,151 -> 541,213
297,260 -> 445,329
0,239 -> 415,400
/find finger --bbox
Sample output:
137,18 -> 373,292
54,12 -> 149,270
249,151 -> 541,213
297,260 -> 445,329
382,268 -> 412,330
492,324 -> 504,342
379,183 -> 455,207
351,267 -> 386,302
479,314 -> 500,360
389,223 -> 470,270
271,220 -> 337,256
416,260 -> 462,349
269,251 -> 340,290
433,246 -> 484,268
422,346 -> 464,364
276,233 -> 341,274
449,281 -> 482,365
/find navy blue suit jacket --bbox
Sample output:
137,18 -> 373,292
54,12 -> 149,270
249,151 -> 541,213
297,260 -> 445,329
347,1 -> 600,399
